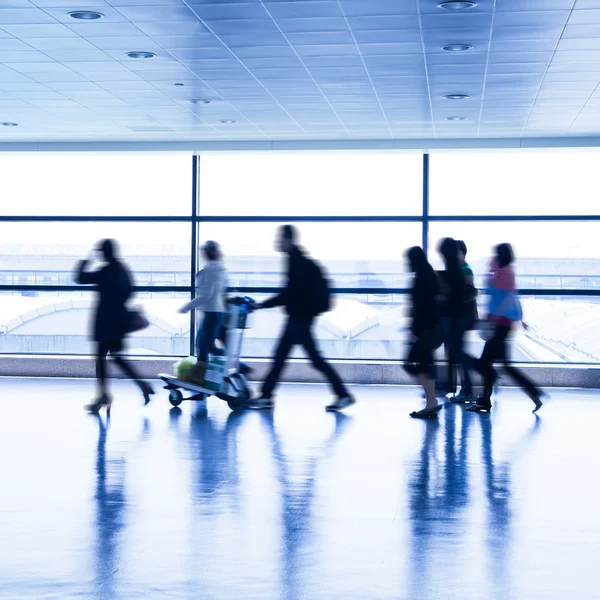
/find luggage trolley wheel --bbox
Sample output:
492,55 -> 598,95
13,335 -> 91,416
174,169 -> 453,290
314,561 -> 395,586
169,389 -> 184,407
226,374 -> 251,411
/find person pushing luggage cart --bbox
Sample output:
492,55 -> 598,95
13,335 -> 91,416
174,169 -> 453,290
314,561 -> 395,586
179,240 -> 228,362
160,241 -> 255,410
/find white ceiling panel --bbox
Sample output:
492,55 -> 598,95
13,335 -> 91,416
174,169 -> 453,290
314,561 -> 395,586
1,0 -> 600,142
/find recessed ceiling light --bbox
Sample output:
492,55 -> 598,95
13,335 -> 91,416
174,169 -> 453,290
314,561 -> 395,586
219,119 -> 236,124
2,122 -> 18,127
126,51 -> 155,59
438,1 -> 477,9
444,94 -> 470,100
68,10 -> 104,20
441,43 -> 473,52
446,116 -> 467,121
190,99 -> 211,104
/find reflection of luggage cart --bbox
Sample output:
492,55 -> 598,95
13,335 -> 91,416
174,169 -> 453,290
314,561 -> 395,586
159,297 -> 256,411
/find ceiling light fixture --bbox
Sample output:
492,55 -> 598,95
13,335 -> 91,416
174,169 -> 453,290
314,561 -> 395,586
444,94 -> 470,100
441,43 -> 473,52
219,119 -> 236,124
438,1 -> 477,9
190,99 -> 211,104
446,116 -> 467,121
126,51 -> 155,59
2,122 -> 18,127
68,10 -> 104,20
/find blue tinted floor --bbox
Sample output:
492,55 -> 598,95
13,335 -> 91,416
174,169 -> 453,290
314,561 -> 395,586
0,378 -> 598,600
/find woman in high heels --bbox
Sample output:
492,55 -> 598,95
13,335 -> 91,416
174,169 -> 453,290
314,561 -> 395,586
76,239 -> 154,414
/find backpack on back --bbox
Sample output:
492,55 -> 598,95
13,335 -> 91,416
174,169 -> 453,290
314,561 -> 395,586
309,259 -> 332,316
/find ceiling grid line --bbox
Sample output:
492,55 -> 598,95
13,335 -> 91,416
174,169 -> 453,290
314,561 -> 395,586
180,0 -> 314,139
415,0 -> 437,139
104,0 -> 264,137
476,0 -> 498,138
518,0 -> 579,138
0,5 -> 228,139
334,0 -> 393,138
256,0 -> 352,138
0,2 -> 597,142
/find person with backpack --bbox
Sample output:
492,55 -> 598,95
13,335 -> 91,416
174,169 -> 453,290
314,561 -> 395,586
250,225 -> 355,412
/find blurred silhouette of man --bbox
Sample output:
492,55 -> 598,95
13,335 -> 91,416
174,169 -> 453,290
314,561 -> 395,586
250,225 -> 355,412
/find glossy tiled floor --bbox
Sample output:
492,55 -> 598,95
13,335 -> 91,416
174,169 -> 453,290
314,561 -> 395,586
1,378 -> 598,600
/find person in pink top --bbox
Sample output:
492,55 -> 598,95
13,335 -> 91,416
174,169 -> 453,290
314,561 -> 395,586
467,243 -> 544,414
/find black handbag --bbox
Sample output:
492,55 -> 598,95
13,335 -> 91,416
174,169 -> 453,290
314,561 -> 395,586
126,308 -> 149,333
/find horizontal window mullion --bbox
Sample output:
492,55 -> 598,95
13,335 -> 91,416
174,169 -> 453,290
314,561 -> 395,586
0,286 -> 597,297
0,285 -> 191,293
429,215 -> 600,222
195,215 -> 422,223
228,287 -> 411,294
0,216 -> 192,222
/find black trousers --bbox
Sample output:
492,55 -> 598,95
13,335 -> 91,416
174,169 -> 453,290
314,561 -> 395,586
474,324 -> 540,402
262,316 -> 348,399
96,340 -> 145,395
196,311 -> 224,363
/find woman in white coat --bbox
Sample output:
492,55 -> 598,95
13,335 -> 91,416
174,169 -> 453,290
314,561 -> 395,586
180,241 -> 229,362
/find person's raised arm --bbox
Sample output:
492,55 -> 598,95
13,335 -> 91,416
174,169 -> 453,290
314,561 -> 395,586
75,252 -> 101,285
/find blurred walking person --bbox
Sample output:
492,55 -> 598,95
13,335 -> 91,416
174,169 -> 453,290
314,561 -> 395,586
250,225 -> 355,412
179,240 -> 228,363
468,243 -> 544,414
437,237 -> 473,401
451,240 -> 478,402
404,246 -> 443,419
76,239 -> 154,414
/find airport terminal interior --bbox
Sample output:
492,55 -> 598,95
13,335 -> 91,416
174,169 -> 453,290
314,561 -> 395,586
0,1 -> 599,599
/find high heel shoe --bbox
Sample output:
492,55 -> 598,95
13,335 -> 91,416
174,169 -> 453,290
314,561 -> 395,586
85,394 -> 111,414
141,383 -> 155,406
531,391 -> 548,413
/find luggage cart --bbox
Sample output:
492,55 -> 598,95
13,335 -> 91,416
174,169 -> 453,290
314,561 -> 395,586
159,296 -> 256,411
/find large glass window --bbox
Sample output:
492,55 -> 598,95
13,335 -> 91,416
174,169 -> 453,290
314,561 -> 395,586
0,154 -> 191,216
0,150 -> 596,364
0,222 -> 191,288
200,152 -> 423,216
429,151 -> 600,216
428,221 -> 599,291
199,222 -> 420,289
0,291 -> 190,356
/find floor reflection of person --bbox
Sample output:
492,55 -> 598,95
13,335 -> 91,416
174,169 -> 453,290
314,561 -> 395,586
257,410 -> 352,600
407,407 -> 541,600
90,413 -> 125,599
479,414 -> 541,599
76,239 -> 154,414
187,406 -> 245,500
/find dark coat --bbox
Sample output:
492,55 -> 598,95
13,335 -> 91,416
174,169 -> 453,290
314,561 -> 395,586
410,272 -> 440,336
76,259 -> 132,344
438,268 -> 468,319
262,246 -> 322,318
